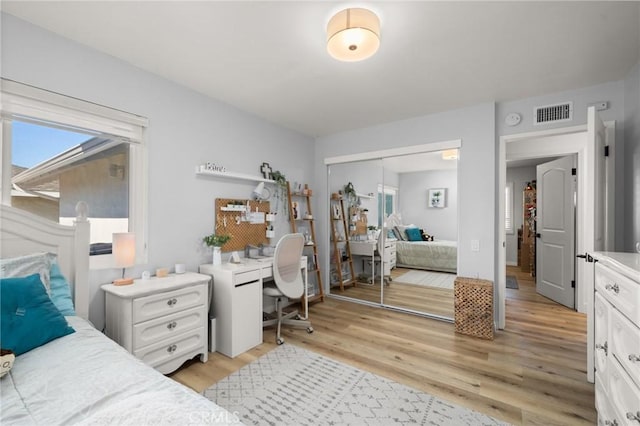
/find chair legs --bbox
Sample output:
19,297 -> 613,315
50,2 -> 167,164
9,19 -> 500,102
263,296 -> 313,345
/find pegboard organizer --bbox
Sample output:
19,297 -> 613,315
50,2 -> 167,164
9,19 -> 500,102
215,198 -> 271,252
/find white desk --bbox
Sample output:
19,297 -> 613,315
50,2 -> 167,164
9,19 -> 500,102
199,257 -> 307,358
350,239 -> 397,280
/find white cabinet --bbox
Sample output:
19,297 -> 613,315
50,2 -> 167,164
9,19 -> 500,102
199,264 -> 264,358
385,239 -> 397,273
103,272 -> 210,374
592,253 -> 640,426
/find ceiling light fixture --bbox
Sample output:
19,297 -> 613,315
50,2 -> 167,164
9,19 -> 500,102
327,8 -> 380,62
442,149 -> 459,160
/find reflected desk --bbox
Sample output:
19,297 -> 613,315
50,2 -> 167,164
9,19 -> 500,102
350,239 -> 397,282
199,256 -> 307,358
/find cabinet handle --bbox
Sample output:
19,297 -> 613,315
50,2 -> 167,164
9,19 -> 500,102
629,354 -> 640,363
166,344 -> 177,353
596,341 -> 608,356
605,283 -> 620,294
167,321 -> 177,330
627,412 -> 640,423
604,420 -> 618,426
167,298 -> 178,306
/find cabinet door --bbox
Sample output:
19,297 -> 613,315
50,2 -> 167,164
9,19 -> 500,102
230,280 -> 263,357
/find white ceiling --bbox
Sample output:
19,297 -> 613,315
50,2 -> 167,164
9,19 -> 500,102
3,1 -> 639,138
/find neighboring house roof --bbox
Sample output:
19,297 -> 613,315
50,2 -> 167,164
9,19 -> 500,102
11,164 -> 59,193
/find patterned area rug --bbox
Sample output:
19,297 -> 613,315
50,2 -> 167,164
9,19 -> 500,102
203,344 -> 508,426
394,269 -> 456,290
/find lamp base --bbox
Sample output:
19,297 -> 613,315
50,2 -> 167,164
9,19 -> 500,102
114,277 -> 134,286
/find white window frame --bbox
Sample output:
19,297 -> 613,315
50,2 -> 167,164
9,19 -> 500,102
378,184 -> 398,226
0,79 -> 148,269
505,181 -> 514,234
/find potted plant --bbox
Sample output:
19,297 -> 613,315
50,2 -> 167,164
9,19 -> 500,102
203,233 -> 231,265
343,182 -> 358,210
270,170 -> 288,215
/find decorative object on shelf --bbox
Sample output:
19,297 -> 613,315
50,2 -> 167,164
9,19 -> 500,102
428,188 -> 446,208
327,8 -> 380,62
203,233 -> 231,265
270,170 -> 288,215
156,268 -> 169,278
201,162 -> 226,173
113,232 -> 135,286
175,263 -> 186,274
343,182 -> 358,209
260,162 -> 272,179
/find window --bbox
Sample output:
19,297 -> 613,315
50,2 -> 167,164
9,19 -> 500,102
377,185 -> 398,227
1,79 -> 148,268
505,182 -> 514,234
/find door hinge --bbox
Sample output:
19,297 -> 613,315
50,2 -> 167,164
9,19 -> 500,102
571,167 -> 577,176
604,145 -> 609,157
571,280 -> 575,288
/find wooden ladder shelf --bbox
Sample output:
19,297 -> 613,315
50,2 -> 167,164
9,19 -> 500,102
329,195 -> 356,291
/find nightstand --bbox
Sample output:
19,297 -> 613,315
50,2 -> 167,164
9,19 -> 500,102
102,272 -> 210,374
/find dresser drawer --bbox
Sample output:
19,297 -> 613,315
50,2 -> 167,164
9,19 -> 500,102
609,356 -> 640,424
133,305 -> 206,351
596,377 -> 620,426
134,326 -> 206,373
594,292 -> 610,377
610,308 -> 640,389
133,284 -> 207,324
595,263 -> 640,326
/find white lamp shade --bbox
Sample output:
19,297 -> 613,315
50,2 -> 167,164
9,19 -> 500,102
113,232 -> 136,268
327,8 -> 380,62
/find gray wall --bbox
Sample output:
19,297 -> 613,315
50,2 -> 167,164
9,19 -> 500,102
398,169 -> 458,241
1,14 -> 315,329
505,166 -> 536,265
624,61 -> 640,252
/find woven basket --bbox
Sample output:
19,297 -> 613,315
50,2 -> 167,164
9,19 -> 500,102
454,277 -> 494,340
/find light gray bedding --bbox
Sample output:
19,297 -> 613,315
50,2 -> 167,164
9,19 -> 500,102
395,240 -> 457,273
1,316 -> 240,425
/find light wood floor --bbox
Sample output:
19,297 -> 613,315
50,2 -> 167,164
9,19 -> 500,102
334,267 -> 455,318
170,266 -> 594,425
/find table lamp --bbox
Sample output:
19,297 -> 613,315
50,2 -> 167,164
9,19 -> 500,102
113,232 -> 135,286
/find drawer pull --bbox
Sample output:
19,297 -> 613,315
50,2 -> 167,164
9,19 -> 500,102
629,354 -> 640,363
604,420 -> 618,426
627,412 -> 640,423
605,283 -> 620,294
167,298 -> 178,306
596,341 -> 608,356
166,344 -> 177,353
167,321 -> 177,330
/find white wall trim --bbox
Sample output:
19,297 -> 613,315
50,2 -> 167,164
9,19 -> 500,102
324,140 -> 462,165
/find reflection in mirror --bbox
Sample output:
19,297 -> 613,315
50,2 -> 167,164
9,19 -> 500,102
326,149 -> 458,321
382,151 -> 458,319
327,159 -> 383,304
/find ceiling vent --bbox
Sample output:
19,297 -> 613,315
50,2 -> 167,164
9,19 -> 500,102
533,102 -> 573,125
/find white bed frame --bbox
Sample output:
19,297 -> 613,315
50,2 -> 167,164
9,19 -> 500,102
0,203 -> 90,319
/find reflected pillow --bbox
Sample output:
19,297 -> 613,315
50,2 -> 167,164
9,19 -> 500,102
405,228 -> 423,242
0,274 -> 74,355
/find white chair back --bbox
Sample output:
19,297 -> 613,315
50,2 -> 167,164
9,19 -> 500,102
273,233 -> 305,299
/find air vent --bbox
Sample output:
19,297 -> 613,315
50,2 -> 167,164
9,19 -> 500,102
533,102 -> 573,125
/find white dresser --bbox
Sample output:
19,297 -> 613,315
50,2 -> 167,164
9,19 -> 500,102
103,272 -> 210,374
592,252 -> 640,426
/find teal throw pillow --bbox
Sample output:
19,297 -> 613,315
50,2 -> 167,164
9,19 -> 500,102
405,227 -> 423,242
49,263 -> 76,316
0,274 -> 75,355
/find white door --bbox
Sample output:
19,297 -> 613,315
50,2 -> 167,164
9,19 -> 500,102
536,155 -> 576,308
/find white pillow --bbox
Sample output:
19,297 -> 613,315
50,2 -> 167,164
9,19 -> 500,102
0,252 -> 55,292
395,225 -> 417,241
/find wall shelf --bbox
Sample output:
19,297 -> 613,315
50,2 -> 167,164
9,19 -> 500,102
356,192 -> 375,200
195,167 -> 275,184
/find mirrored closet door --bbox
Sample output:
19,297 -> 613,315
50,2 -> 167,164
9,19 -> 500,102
326,149 -> 459,320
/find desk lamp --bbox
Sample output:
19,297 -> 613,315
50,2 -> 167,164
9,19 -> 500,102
113,232 -> 135,286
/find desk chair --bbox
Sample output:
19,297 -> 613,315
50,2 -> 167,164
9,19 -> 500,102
263,233 -> 314,345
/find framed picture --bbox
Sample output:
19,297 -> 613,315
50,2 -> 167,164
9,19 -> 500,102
428,188 -> 446,208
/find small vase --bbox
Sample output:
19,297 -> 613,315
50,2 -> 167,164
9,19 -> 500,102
212,246 -> 222,266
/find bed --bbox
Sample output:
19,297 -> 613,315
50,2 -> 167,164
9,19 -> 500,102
0,204 -> 239,425
395,239 -> 458,273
